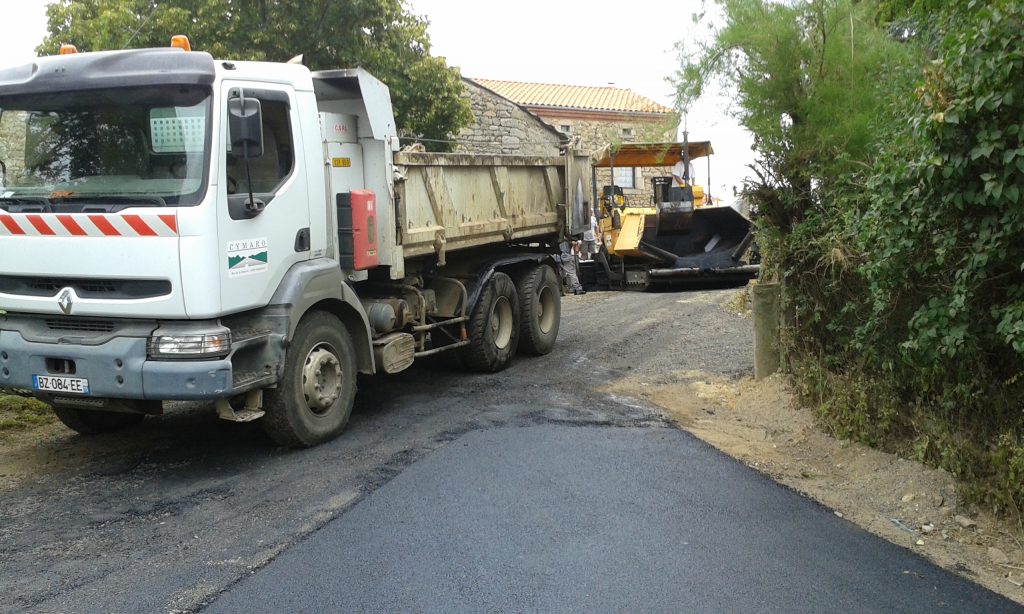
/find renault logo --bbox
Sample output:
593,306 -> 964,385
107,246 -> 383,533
57,288 -> 74,315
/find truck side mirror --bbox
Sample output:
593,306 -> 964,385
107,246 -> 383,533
227,95 -> 264,160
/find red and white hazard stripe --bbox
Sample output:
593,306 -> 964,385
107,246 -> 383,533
0,212 -> 178,237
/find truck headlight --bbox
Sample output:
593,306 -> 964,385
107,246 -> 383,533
148,332 -> 231,359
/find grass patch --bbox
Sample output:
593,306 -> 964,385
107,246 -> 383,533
724,281 -> 755,317
789,355 -> 1024,517
0,393 -> 55,433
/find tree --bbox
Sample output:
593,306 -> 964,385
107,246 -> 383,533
675,0 -> 910,231
37,0 -> 472,150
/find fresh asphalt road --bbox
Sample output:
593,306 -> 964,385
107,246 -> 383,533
206,424 -> 1017,613
1,290 -> 1018,613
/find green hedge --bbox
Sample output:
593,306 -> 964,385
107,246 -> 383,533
793,2 -> 1024,513
682,0 -> 1024,513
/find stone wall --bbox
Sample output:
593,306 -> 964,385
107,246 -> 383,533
537,114 -> 678,206
458,81 -> 564,156
0,111 -> 27,188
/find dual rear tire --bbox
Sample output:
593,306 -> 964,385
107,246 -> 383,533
459,264 -> 561,373
459,272 -> 520,372
516,264 -> 561,356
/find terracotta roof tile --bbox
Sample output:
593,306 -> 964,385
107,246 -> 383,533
470,79 -> 674,114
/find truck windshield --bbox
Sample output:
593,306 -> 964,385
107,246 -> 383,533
0,85 -> 211,208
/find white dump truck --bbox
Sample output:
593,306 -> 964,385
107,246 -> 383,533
0,41 -> 590,446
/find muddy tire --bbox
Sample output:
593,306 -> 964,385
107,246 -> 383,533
52,406 -> 145,435
262,311 -> 357,448
515,264 -> 561,356
459,272 -> 520,372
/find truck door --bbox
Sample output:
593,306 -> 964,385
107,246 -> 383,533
217,83 -> 311,313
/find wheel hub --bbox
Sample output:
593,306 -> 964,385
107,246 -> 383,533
489,296 -> 514,350
537,286 -> 556,334
302,346 -> 343,413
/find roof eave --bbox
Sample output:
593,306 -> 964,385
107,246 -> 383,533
522,105 -> 676,120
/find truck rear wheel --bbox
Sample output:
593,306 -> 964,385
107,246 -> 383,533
262,311 -> 357,447
51,406 -> 145,435
459,272 -> 520,372
516,264 -> 561,356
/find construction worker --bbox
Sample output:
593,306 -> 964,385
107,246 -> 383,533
557,239 -> 584,295
671,151 -> 694,188
671,151 -> 709,207
581,214 -> 598,261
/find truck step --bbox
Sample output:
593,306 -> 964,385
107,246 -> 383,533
217,406 -> 265,422
215,391 -> 266,422
231,328 -> 274,351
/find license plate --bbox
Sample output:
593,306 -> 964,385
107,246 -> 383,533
32,375 -> 90,395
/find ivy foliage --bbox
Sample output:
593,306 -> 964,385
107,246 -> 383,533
37,0 -> 472,150
863,1 -> 1024,371
681,0 -> 1024,513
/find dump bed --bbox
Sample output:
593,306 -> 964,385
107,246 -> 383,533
394,152 -> 591,259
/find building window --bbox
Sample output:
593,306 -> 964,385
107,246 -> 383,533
621,127 -> 633,140
559,124 -> 571,134
614,166 -> 636,189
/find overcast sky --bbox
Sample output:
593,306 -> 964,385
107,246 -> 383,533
1,0 -> 754,199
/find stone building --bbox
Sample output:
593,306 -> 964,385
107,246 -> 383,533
467,79 -> 678,205
0,111 -> 27,187
456,79 -> 566,156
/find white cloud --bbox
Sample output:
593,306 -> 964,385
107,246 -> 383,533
0,0 -> 51,63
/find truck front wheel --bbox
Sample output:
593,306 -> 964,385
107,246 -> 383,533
459,272 -> 520,372
262,311 -> 358,447
515,264 -> 561,356
52,406 -> 145,435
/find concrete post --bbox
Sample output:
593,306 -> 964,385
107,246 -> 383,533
753,282 -> 782,380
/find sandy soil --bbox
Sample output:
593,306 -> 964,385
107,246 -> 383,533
610,347 -> 1024,604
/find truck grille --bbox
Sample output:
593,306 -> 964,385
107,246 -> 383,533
45,318 -> 116,333
0,276 -> 171,299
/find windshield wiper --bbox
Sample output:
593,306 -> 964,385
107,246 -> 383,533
0,196 -> 53,212
50,194 -> 168,206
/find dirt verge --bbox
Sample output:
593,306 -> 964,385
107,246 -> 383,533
0,394 -> 74,493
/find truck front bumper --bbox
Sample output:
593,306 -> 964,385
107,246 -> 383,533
0,329 -> 233,401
